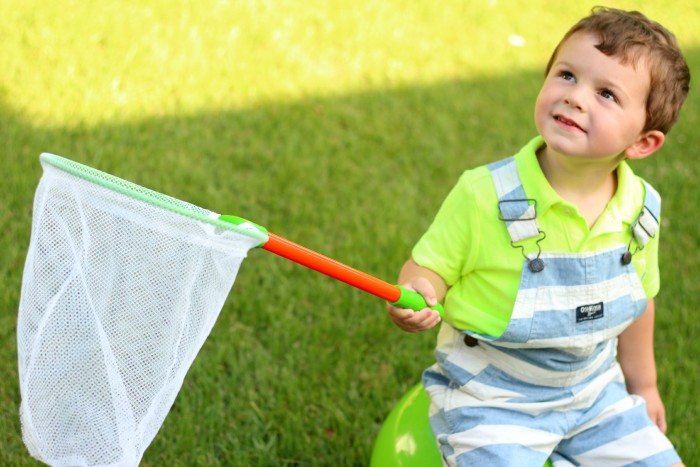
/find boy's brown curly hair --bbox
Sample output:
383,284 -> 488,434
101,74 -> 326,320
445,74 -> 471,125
545,7 -> 690,134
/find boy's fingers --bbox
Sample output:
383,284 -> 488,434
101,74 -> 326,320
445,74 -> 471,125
656,412 -> 668,434
388,306 -> 417,321
396,309 -> 440,332
411,310 -> 441,331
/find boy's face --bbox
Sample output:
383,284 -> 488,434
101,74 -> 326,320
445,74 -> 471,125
534,32 -> 651,161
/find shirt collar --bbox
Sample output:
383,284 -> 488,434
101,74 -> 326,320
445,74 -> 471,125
514,136 -> 644,234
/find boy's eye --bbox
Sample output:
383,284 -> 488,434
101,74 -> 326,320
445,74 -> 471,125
600,89 -> 617,102
559,71 -> 575,82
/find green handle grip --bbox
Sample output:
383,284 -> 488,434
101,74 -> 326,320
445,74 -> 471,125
392,286 -> 444,318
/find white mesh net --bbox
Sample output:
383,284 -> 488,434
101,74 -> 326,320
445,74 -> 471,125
18,155 -> 266,466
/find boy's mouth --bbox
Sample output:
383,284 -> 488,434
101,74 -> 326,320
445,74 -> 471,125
554,115 -> 585,132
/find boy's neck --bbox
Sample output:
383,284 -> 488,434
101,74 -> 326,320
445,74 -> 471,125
537,145 -> 622,228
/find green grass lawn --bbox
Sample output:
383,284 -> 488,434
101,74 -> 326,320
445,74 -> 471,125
1,0 -> 699,465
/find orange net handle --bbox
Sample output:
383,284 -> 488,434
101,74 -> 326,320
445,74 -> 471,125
261,233 -> 401,303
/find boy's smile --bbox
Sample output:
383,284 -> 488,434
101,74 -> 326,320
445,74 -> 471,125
553,114 -> 585,133
534,32 -> 652,162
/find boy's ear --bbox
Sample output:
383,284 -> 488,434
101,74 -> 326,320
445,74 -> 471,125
625,130 -> 665,160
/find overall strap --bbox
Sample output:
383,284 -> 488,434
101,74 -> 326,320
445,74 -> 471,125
632,181 -> 661,249
488,157 -> 541,243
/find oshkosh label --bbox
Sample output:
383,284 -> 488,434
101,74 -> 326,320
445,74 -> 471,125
576,302 -> 604,323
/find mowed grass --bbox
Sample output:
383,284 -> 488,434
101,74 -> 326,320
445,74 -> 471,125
1,0 -> 699,465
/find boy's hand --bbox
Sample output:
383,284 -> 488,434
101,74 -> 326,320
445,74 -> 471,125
386,277 -> 442,333
631,385 -> 668,433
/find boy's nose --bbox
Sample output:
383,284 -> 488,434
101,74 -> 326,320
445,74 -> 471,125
564,89 -> 585,111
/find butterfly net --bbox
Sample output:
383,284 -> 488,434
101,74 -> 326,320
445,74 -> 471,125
17,154 -> 267,466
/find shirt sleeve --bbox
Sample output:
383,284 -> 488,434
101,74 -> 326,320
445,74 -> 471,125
411,170 -> 481,286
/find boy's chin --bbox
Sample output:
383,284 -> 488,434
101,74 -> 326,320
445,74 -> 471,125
541,141 -> 625,162
539,137 -> 586,159
540,133 -> 605,158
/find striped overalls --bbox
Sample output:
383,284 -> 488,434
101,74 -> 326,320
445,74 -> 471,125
423,157 -> 681,466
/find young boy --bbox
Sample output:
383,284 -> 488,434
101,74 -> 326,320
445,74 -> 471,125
387,7 -> 690,466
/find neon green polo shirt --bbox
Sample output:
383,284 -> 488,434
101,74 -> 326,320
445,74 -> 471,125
412,136 -> 660,336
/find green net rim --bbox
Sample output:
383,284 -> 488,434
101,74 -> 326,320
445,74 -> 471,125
40,153 -> 268,243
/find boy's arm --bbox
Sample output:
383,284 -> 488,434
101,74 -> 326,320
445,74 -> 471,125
617,298 -> 667,433
386,258 -> 447,333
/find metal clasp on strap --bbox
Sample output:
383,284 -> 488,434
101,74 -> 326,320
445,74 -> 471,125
497,198 -> 537,222
622,206 -> 659,265
511,230 -> 547,273
497,198 -> 546,272
621,179 -> 661,266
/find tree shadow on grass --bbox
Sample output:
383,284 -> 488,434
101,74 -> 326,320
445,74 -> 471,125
1,49 -> 699,464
